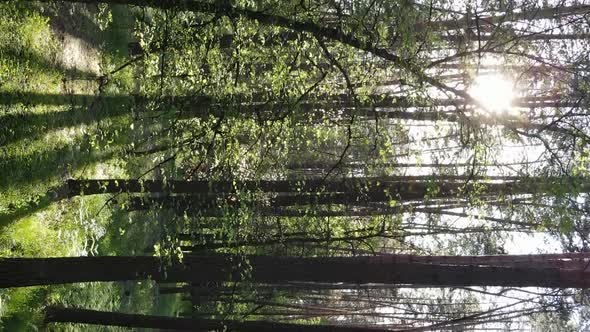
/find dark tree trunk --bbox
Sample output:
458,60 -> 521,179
3,254 -> 590,288
0,256 -> 163,288
70,176 -> 580,200
122,176 -> 583,212
178,233 -> 384,251
45,307 -> 387,331
158,285 -> 189,295
65,176 -> 516,196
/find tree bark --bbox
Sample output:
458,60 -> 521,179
3,254 -> 590,288
45,307 -> 387,331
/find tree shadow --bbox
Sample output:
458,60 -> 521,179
0,95 -> 139,230
1,136 -> 94,190
44,2 -> 134,60
0,91 -> 99,106
0,92 -> 136,146
0,146 -> 117,230
47,2 -> 103,48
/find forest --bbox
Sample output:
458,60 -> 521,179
1,0 -> 590,331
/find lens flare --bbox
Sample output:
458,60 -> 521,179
468,75 -> 515,114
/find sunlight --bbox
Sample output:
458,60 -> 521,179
468,74 -> 516,114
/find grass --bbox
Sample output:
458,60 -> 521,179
0,2 -> 182,330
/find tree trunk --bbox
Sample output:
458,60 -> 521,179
3,254 -> 590,288
179,233 -> 384,252
444,32 -> 590,43
419,5 -> 590,31
66,176 -> 581,196
45,307 -> 387,332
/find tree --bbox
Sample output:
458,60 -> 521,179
45,306 -> 398,331
3,254 -> 590,288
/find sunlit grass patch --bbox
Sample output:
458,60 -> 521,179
0,3 -> 63,94
0,214 -> 73,258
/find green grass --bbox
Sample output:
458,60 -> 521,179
0,2 -> 182,330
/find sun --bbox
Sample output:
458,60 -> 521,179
468,74 -> 516,114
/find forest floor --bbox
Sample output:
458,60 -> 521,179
0,2 -> 180,330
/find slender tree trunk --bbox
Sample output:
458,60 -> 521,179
178,233 -> 384,252
66,176 -> 581,196
285,160 -> 541,171
444,32 -> 590,43
419,5 -> 590,31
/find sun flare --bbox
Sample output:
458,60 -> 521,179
468,75 -> 515,114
